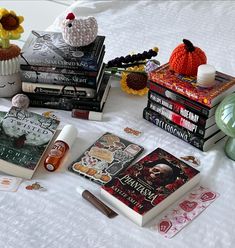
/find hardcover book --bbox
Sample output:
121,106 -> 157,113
143,107 -> 225,151
101,148 -> 200,226
20,30 -> 105,71
20,62 -> 105,88
0,107 -> 60,179
27,73 -> 111,111
68,132 -> 144,185
149,63 -> 235,108
148,90 -> 215,128
147,100 -> 218,138
148,82 -> 217,118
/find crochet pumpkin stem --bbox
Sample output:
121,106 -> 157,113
183,39 -> 195,52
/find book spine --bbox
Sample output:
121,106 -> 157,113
148,91 -> 209,127
21,70 -> 97,87
143,107 -> 206,151
147,100 -> 206,137
26,93 -> 102,111
22,82 -> 96,98
148,81 -> 210,118
20,65 -> 99,77
28,98 -> 102,111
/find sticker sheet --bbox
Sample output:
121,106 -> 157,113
68,132 -> 144,185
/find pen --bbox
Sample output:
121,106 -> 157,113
76,186 -> 118,218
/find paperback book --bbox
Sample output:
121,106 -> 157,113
101,148 -> 200,226
68,132 -> 144,185
149,63 -> 235,108
0,107 -> 60,179
143,107 -> 225,151
20,30 -> 105,71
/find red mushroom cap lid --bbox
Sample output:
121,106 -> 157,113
66,13 -> 75,20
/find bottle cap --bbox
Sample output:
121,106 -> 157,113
56,124 -> 78,148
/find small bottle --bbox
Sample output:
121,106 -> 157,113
44,124 -> 78,172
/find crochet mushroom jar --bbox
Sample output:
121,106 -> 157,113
0,8 -> 24,97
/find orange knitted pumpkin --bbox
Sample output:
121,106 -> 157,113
169,39 -> 207,76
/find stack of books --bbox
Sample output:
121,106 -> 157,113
143,63 -> 235,151
20,30 -> 110,113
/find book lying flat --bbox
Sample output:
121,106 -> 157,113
0,107 -> 60,179
68,132 -> 144,185
149,63 -> 235,108
101,148 -> 200,226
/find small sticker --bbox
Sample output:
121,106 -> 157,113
106,161 -> 124,175
25,182 -> 46,191
0,175 -> 22,192
124,127 -> 142,136
89,147 -> 114,163
180,156 -> 200,167
101,134 -> 120,146
124,144 -> 142,156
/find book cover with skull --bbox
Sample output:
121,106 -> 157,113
101,148 -> 200,226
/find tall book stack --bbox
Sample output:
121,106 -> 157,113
143,63 -> 235,151
20,30 -> 110,113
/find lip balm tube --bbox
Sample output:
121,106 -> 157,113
44,124 -> 77,172
71,109 -> 103,121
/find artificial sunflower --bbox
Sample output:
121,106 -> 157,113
0,8 -> 24,48
120,65 -> 149,96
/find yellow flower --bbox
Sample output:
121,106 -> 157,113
120,65 -> 149,96
0,8 -> 24,40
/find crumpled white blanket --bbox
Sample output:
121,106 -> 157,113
0,1 -> 235,248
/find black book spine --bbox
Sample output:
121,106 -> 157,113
147,100 -> 206,137
21,70 -> 97,87
26,94 -> 102,111
148,81 -> 211,118
143,107 -> 206,151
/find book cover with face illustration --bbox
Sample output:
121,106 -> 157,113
68,132 -> 144,185
102,148 -> 200,215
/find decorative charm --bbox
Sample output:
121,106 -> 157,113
0,8 -> 24,97
12,93 -> 30,109
215,93 -> 235,161
120,65 -> 148,95
62,12 -> 98,47
169,39 -> 207,76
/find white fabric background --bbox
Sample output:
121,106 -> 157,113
0,1 -> 235,247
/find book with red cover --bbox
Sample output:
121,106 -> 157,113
149,63 -> 235,108
101,148 -> 200,226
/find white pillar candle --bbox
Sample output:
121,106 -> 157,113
197,64 -> 216,88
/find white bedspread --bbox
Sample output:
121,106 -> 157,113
1,1 -> 235,247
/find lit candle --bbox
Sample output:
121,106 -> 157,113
197,64 -> 216,88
